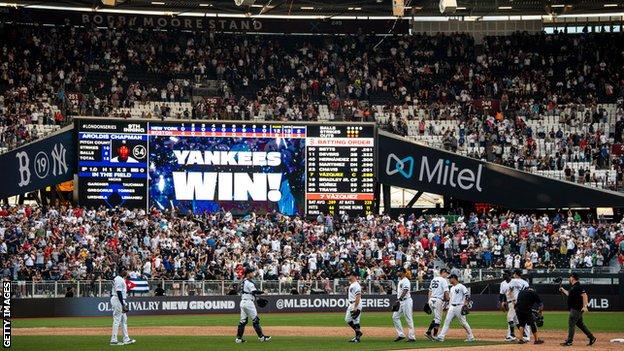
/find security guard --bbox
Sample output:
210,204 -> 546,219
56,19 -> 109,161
559,273 -> 596,346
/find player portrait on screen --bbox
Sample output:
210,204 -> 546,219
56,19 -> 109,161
110,140 -> 140,163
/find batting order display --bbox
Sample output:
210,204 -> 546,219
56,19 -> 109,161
75,119 -> 375,216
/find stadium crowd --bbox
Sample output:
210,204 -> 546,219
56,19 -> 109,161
1,24 -> 624,188
0,205 -> 622,284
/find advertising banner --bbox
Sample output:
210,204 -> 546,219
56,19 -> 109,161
11,294 -> 622,318
0,127 -> 75,199
379,131 -> 624,208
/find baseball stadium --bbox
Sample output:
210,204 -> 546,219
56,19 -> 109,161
1,0 -> 624,350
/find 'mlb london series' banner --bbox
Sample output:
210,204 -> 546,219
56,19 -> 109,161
379,131 -> 624,209
11,294 -> 622,318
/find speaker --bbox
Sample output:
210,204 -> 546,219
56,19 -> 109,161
392,0 -> 404,17
439,0 -> 457,13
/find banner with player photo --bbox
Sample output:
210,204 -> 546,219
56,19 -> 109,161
76,120 -> 149,209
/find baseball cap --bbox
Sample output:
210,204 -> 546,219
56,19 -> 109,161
449,274 -> 459,280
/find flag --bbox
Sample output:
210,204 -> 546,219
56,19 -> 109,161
126,277 -> 149,293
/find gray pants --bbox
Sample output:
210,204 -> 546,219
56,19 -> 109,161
566,309 -> 593,343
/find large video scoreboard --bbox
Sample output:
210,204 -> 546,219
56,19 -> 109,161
76,119 -> 376,217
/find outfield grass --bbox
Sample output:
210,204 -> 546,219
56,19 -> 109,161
9,336 -> 498,351
12,311 -> 624,332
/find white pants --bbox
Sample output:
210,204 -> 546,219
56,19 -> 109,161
429,298 -> 445,324
111,296 -> 129,342
437,305 -> 473,340
392,298 -> 415,339
345,305 -> 362,324
507,301 -> 519,324
240,299 -> 258,322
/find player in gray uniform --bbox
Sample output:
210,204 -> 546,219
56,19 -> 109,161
499,271 -> 518,341
392,269 -> 415,342
425,268 -> 450,340
236,268 -> 271,343
508,270 -> 531,341
345,271 -> 363,343
435,274 -> 475,342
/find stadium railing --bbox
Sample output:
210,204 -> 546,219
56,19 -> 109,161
9,267 -> 620,299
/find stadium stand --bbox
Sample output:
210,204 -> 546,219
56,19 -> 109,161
1,24 -> 623,190
0,205 -> 622,284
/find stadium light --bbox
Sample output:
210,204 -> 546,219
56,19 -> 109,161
234,0 -> 256,6
603,4 -> 618,7
439,0 -> 457,14
151,1 -> 165,5
498,6 -> 512,10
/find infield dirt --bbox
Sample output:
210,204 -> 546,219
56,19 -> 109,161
14,326 -> 622,350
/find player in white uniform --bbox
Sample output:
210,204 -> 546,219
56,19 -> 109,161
508,270 -> 531,341
236,268 -> 271,343
435,274 -> 475,342
499,271 -> 518,341
345,271 -> 363,343
425,268 -> 450,340
392,269 -> 415,342
110,266 -> 136,346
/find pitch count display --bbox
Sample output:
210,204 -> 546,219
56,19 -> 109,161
75,119 -> 376,216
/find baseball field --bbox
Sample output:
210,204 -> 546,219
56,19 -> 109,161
10,311 -> 624,351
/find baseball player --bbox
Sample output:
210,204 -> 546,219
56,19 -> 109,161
110,266 -> 136,346
435,274 -> 475,342
345,271 -> 363,343
392,269 -> 415,342
236,268 -> 271,343
425,268 -> 450,340
508,269 -> 531,341
500,271 -> 518,341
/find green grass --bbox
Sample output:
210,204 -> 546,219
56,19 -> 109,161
9,336 -> 498,351
13,311 -> 624,332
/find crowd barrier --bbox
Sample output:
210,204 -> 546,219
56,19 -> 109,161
11,293 -> 622,318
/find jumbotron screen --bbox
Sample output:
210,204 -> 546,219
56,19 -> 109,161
75,119 -> 376,216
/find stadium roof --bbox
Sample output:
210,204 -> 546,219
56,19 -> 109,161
2,0 -> 623,18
